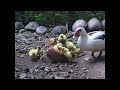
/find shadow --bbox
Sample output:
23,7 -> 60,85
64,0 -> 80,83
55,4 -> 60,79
91,55 -> 105,64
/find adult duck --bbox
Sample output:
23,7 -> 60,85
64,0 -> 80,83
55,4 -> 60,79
74,27 -> 105,62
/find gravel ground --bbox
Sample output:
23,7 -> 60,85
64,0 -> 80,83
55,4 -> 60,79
15,31 -> 105,79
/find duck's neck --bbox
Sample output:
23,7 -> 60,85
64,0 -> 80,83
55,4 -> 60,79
80,30 -> 88,37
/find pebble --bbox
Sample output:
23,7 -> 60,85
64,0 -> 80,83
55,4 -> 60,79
30,68 -> 34,73
20,54 -> 25,58
39,66 -> 45,70
20,73 -> 27,79
61,72 -> 68,77
68,69 -> 73,73
44,67 -> 50,72
35,69 -> 39,73
82,68 -> 87,71
55,75 -> 64,79
15,68 -> 19,72
24,68 -> 30,73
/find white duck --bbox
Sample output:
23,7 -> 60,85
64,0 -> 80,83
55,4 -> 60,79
74,27 -> 105,62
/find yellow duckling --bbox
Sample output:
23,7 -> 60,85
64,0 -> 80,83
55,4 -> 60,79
28,47 -> 41,61
53,44 -> 63,54
62,47 -> 74,61
58,34 -> 67,43
49,38 -> 59,45
72,47 -> 80,54
65,41 -> 76,50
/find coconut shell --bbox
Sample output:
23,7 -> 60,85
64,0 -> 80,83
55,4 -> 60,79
46,46 -> 69,63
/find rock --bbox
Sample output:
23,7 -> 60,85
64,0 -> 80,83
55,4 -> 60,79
51,25 -> 67,34
15,68 -> 19,72
20,54 -> 25,58
39,66 -> 45,70
82,68 -> 87,71
19,48 -> 27,53
72,19 -> 87,32
87,18 -> 102,32
19,29 -> 26,33
35,69 -> 39,73
101,19 -> 105,30
15,34 -> 26,40
61,72 -> 69,77
44,67 -> 50,72
68,69 -> 73,73
25,22 -> 39,31
59,64 -> 63,70
48,75 -> 55,79
24,68 -> 30,73
36,26 -> 48,35
66,31 -> 75,38
55,75 -> 64,79
15,22 -> 24,32
20,73 -> 26,79
30,68 -> 34,73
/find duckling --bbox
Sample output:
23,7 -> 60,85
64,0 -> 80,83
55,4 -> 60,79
62,47 -> 74,61
72,47 -> 81,54
28,47 -> 41,61
58,34 -> 67,44
49,38 -> 59,45
65,41 -> 76,50
53,44 -> 63,54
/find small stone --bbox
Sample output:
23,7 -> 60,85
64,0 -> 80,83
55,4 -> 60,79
19,29 -> 25,33
59,65 -> 63,70
68,69 -> 73,73
35,69 -> 39,73
15,68 -> 19,72
39,66 -> 45,70
62,72 -> 68,77
20,73 -> 26,79
24,68 -> 30,73
20,54 -> 25,58
75,65 -> 79,68
44,67 -> 50,72
83,68 -> 87,71
55,75 -> 64,79
84,57 -> 91,61
30,68 -> 34,73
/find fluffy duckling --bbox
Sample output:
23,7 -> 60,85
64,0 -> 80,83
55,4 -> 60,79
62,47 -> 74,61
72,47 -> 80,54
49,38 -> 59,45
53,44 -> 63,54
58,34 -> 67,44
28,47 -> 41,61
65,41 -> 76,50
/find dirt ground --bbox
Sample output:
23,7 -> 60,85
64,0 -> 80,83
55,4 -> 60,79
15,31 -> 105,79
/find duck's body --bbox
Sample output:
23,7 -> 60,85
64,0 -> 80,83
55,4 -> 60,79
74,27 -> 105,62
77,31 -> 105,51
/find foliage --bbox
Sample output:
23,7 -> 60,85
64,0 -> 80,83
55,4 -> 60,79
15,11 -> 105,27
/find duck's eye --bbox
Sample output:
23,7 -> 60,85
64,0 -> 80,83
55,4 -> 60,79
79,29 -> 82,32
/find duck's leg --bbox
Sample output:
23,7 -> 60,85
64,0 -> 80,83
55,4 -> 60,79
98,51 -> 102,58
89,52 -> 96,62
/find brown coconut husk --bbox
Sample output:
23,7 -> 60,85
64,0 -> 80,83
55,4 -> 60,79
46,46 -> 69,63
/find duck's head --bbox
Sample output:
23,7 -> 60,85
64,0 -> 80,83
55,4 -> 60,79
74,27 -> 86,37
